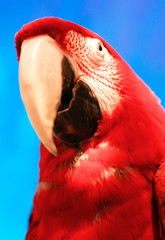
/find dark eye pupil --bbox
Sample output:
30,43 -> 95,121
99,45 -> 103,51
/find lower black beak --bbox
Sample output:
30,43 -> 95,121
54,80 -> 101,144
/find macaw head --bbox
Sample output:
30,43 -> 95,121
15,17 -> 165,158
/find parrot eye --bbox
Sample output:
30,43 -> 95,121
99,44 -> 103,51
88,38 -> 107,63
97,41 -> 106,58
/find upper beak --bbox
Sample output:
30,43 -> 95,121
19,35 -> 64,155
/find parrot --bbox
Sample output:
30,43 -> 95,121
15,17 -> 165,240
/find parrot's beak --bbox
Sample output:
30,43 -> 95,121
19,34 -> 101,155
19,35 -> 63,156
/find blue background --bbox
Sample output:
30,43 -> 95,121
0,0 -> 165,239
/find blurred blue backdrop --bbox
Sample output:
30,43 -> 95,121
0,0 -> 165,239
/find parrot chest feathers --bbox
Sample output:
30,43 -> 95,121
35,140 -> 156,240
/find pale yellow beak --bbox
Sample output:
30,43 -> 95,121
19,35 -> 64,155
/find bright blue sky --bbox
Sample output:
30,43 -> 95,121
0,1 -> 165,239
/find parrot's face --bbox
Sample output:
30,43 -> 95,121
19,20 -> 122,155
62,30 -> 121,114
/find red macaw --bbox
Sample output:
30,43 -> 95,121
15,17 -> 165,240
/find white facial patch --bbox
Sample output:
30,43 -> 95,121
64,31 -> 121,115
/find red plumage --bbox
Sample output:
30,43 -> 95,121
15,17 -> 165,239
